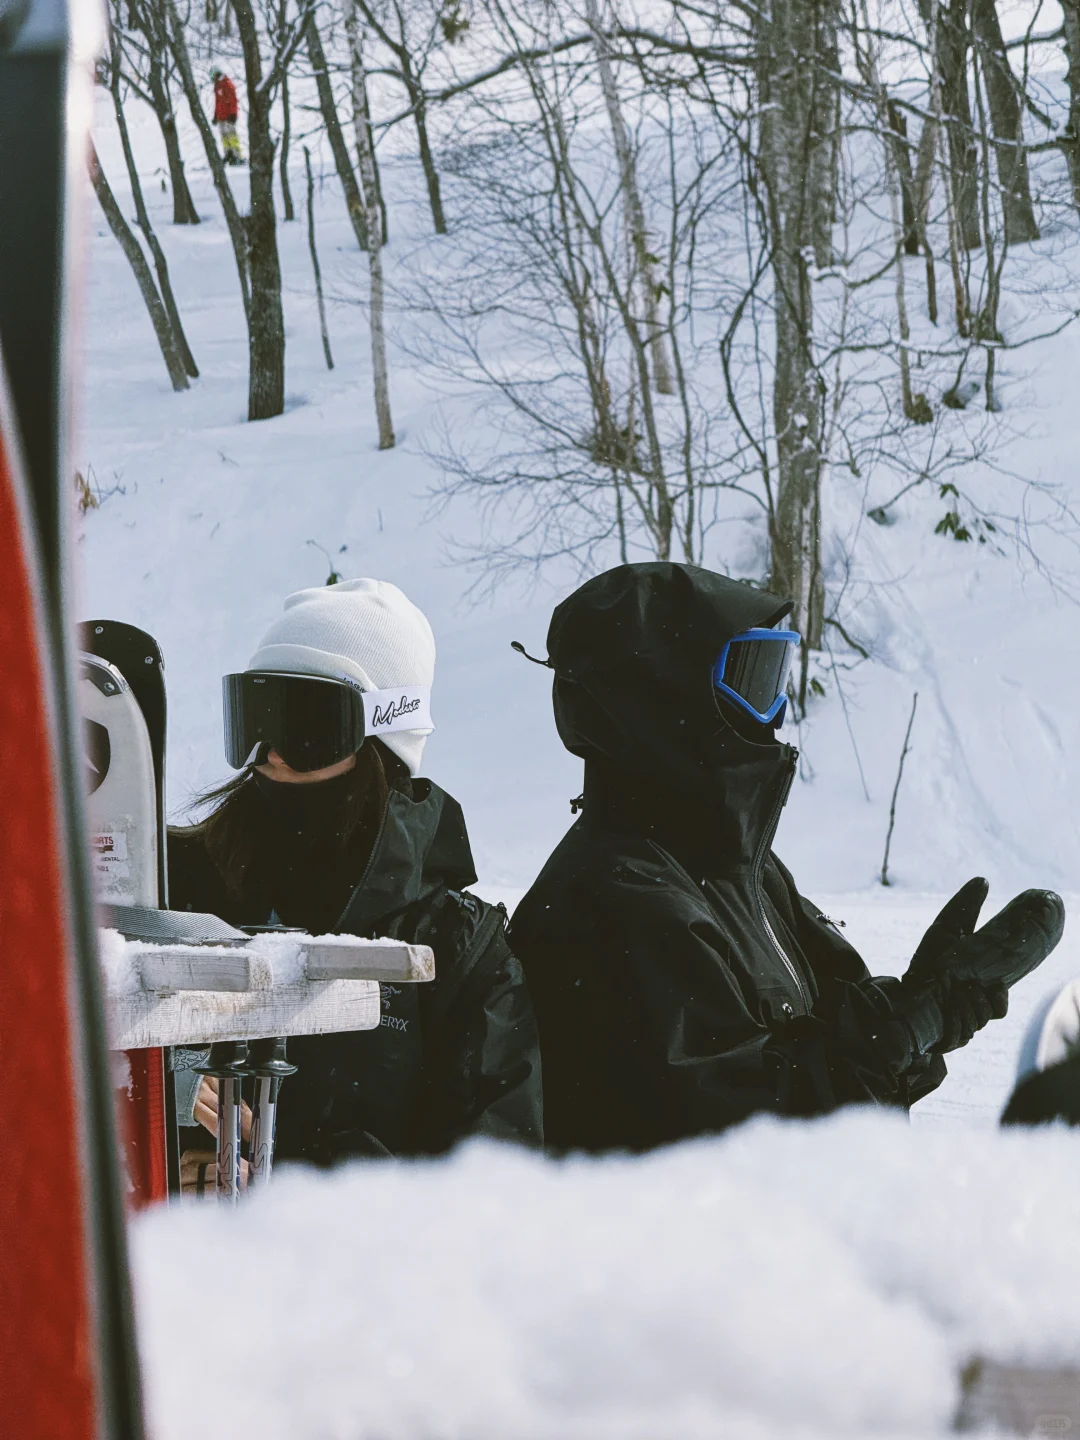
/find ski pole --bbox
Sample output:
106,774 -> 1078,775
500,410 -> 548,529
246,1036 -> 296,1190
197,1041 -> 248,1205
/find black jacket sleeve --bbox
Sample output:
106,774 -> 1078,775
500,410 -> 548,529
765,857 -> 947,1108
416,898 -> 544,1153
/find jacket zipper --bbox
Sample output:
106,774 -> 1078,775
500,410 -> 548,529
753,748 -> 812,1012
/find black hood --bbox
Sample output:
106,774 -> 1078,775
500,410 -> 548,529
548,563 -> 793,801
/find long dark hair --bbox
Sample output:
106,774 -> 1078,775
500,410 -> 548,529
171,741 -> 396,900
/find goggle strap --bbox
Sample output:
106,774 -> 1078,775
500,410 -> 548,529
359,684 -> 433,736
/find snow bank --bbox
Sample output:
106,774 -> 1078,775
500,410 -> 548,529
130,1110 -> 1080,1440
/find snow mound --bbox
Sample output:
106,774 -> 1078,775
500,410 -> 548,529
130,1109 -> 1080,1440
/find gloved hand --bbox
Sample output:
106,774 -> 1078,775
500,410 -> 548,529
936,978 -> 1008,1053
888,977 -> 1007,1061
904,879 -> 1064,994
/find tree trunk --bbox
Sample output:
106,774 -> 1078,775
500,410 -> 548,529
401,61 -> 444,234
304,146 -> 334,370
926,0 -> 971,329
279,66 -> 295,221
913,114 -> 939,321
304,12 -> 369,251
585,0 -> 674,395
108,32 -> 198,377
932,0 -> 982,249
351,48 -> 388,244
345,0 -> 395,448
233,0 -> 286,420
970,0 -> 1039,243
809,10 -> 840,267
886,101 -> 920,255
858,8 -> 929,423
157,103 -> 200,225
758,0 -> 833,655
88,141 -> 189,391
1062,0 -> 1080,212
165,0 -> 251,317
137,9 -> 199,225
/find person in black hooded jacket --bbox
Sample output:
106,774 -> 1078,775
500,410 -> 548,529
510,562 -> 1062,1152
169,579 -> 542,1176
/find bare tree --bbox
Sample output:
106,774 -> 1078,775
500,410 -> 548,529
970,0 -> 1038,244
585,0 -> 674,395
88,140 -> 190,392
345,0 -> 396,447
305,8 -> 370,250
278,0 -> 297,222
231,0 -> 291,418
756,0 -> 838,660
885,101 -> 920,257
165,0 -> 251,316
352,0 -> 446,233
1060,0 -> 1080,212
924,0 -> 982,249
305,146 -> 334,369
121,0 -> 201,224
104,16 -> 198,378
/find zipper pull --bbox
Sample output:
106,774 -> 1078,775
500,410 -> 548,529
817,912 -> 847,931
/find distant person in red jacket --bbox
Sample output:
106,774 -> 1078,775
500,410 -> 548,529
211,68 -> 243,166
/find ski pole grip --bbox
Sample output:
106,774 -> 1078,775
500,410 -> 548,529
247,1036 -> 297,1078
196,1040 -> 250,1078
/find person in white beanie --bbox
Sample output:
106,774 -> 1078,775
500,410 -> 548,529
168,579 -> 542,1178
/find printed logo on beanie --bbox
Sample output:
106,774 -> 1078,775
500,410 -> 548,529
361,684 -> 433,736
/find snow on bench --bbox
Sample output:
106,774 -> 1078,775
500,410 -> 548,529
99,928 -> 433,1049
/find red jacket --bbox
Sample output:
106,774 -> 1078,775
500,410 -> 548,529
213,75 -> 238,124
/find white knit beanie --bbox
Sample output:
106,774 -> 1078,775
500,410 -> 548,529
247,579 -> 436,775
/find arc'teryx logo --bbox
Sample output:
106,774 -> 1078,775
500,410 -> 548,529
372,695 -> 421,728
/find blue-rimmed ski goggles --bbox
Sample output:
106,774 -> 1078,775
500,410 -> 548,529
713,628 -> 801,726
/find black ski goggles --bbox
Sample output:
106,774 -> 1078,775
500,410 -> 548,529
713,627 -> 801,727
223,672 -> 364,772
223,671 -> 433,772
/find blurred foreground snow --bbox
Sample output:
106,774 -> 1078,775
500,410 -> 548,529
132,1109 -> 1080,1440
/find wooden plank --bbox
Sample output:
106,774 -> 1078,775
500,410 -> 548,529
135,946 -> 269,993
303,940 -> 434,983
106,978 -> 381,1049
956,1359 -> 1080,1434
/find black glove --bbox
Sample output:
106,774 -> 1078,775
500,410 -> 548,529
936,978 -> 1008,1053
887,976 -> 1008,1060
905,879 -> 1064,994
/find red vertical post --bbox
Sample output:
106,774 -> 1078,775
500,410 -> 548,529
119,1048 -> 169,1208
0,427 -> 99,1436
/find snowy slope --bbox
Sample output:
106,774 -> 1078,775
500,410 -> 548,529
80,89 -> 1080,1126
82,71 -> 1080,1440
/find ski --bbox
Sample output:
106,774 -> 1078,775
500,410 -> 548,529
0,0 -> 145,1432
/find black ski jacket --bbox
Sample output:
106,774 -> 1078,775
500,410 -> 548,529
510,563 -> 945,1152
169,777 -> 543,1160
